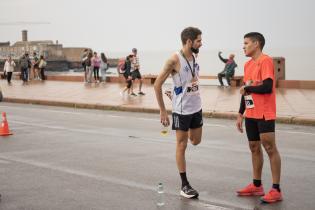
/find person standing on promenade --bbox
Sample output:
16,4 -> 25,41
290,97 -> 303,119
19,53 -> 31,85
3,56 -> 16,85
38,55 -> 47,80
236,32 -> 283,203
100,52 -> 109,83
131,48 -> 145,95
217,51 -> 237,87
32,52 -> 40,80
120,54 -> 136,96
81,49 -> 89,82
85,50 -> 93,83
154,27 -> 203,199
92,52 -> 101,83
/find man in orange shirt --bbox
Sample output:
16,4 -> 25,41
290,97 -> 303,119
236,32 -> 282,203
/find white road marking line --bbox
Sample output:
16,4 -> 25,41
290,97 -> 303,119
10,120 -> 109,135
0,159 -> 11,164
277,130 -> 315,136
2,104 -> 315,135
0,154 -> 239,210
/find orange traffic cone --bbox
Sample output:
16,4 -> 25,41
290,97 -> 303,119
0,112 -> 12,136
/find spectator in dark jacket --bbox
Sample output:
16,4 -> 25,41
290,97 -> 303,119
120,55 -> 136,96
19,53 -> 31,84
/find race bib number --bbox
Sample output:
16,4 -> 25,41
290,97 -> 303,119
244,95 -> 255,109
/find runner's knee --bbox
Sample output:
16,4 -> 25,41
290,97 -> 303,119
177,140 -> 187,150
249,143 -> 261,154
262,141 -> 275,155
190,137 -> 201,146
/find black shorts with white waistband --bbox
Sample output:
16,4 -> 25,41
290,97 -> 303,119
131,69 -> 142,80
172,109 -> 203,132
245,117 -> 275,141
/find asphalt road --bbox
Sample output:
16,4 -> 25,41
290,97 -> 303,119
0,103 -> 315,210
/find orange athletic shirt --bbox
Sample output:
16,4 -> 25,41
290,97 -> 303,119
243,54 -> 276,120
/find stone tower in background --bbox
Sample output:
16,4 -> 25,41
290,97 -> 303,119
22,30 -> 28,42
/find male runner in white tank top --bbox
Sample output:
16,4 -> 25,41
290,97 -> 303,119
154,27 -> 203,199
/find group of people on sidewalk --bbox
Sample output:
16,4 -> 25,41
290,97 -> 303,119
81,49 -> 109,84
80,47 -> 146,96
2,52 -> 47,85
154,27 -> 283,204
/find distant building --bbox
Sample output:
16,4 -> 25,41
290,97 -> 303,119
0,30 -> 64,60
0,30 -> 118,71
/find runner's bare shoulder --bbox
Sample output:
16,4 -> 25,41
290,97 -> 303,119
168,53 -> 180,74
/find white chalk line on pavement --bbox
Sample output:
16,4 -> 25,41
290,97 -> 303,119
2,104 -> 315,135
1,104 -> 227,128
0,159 -> 11,164
0,154 -> 240,210
9,120 -> 315,162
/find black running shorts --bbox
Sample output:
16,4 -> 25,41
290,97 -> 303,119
172,109 -> 203,132
245,117 -> 275,141
131,69 -> 142,80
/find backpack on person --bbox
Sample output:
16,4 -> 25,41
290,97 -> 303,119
39,60 -> 47,68
117,58 -> 126,74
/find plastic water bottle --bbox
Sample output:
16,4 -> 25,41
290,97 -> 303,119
157,183 -> 165,206
160,124 -> 169,136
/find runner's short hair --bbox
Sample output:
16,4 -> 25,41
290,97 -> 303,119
244,32 -> 265,50
181,27 -> 202,45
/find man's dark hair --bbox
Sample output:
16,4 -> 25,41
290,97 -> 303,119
181,27 -> 202,45
244,32 -> 265,50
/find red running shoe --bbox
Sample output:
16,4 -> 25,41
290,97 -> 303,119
237,183 -> 265,196
260,188 -> 283,203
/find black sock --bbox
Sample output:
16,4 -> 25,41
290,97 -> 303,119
180,172 -> 189,187
272,184 -> 281,192
253,179 -> 262,187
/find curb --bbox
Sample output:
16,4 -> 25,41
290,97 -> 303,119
3,97 -> 315,126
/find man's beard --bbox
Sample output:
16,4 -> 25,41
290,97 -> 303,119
191,47 -> 199,54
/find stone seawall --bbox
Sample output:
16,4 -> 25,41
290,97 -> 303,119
0,58 -> 119,72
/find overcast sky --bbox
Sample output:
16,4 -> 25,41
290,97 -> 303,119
1,0 -> 314,52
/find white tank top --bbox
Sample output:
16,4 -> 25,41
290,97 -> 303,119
171,51 -> 202,115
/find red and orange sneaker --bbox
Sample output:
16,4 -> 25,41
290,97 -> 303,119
236,183 -> 265,196
260,188 -> 283,203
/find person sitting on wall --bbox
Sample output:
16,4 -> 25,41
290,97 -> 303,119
217,51 -> 237,87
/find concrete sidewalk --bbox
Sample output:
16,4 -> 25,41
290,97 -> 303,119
0,79 -> 315,125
